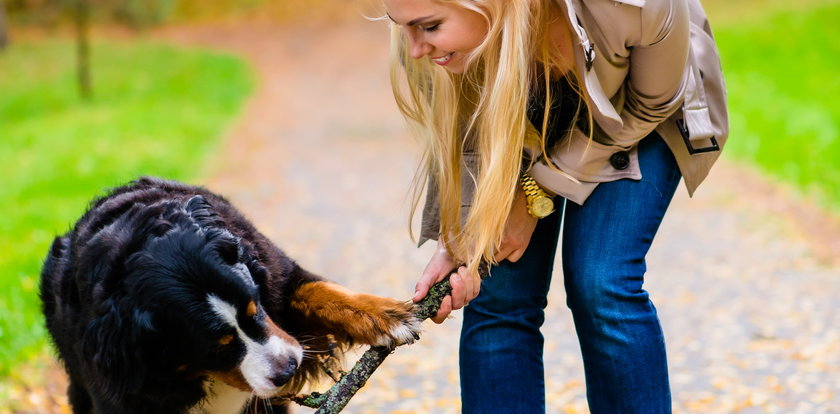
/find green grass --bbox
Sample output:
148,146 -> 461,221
0,38 -> 252,379
713,2 -> 840,207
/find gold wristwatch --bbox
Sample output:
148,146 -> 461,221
520,173 -> 554,219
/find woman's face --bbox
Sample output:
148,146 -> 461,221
384,0 -> 488,74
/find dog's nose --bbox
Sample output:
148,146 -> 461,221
270,358 -> 297,387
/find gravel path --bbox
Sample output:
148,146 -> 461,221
9,19 -> 838,414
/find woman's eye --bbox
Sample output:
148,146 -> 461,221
421,24 -> 440,33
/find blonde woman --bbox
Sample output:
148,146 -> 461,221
384,0 -> 727,412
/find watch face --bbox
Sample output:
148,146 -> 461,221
532,196 -> 554,218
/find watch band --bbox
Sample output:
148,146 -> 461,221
520,172 -> 554,219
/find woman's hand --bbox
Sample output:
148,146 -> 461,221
495,186 -> 538,263
412,241 -> 481,324
412,188 -> 538,324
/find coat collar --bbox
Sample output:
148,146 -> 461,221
556,0 -> 625,130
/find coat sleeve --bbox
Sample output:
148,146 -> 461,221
602,0 -> 691,146
418,173 -> 440,246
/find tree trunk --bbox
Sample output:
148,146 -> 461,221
74,0 -> 92,99
0,0 -> 9,50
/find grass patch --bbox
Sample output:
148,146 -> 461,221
712,2 -> 840,208
0,38 -> 252,380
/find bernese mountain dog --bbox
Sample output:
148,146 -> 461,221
40,177 -> 421,414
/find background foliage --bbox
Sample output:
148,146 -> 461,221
712,1 -> 840,207
0,38 -> 253,379
3,0 -> 362,27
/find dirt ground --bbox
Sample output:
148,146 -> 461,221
6,18 -> 839,414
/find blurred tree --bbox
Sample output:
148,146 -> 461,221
74,0 -> 91,99
5,0 -> 178,28
115,0 -> 176,28
1,0 -> 9,50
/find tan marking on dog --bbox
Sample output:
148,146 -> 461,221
246,301 -> 257,317
218,334 -> 234,346
210,368 -> 251,392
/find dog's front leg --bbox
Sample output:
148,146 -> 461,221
288,281 -> 421,348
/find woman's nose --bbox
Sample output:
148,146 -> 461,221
407,33 -> 432,59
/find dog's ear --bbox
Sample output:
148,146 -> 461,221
76,206 -> 162,400
82,301 -> 155,400
245,256 -> 270,285
185,195 -> 225,229
75,203 -> 167,299
212,233 -> 241,266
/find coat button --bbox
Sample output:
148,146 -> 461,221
610,151 -> 630,170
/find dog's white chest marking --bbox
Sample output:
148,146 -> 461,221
189,380 -> 251,414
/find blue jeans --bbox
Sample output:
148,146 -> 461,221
460,133 -> 681,413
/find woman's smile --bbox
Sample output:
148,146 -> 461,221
431,52 -> 454,66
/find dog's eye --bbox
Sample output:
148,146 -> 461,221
218,334 -> 234,346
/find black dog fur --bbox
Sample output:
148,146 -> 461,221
40,177 -> 419,414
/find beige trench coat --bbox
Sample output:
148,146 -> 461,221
419,0 -> 729,244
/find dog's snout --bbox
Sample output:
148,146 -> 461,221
270,358 -> 297,387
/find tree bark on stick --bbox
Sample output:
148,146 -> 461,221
74,0 -> 92,99
276,263 -> 489,413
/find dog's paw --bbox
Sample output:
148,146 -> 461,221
367,299 -> 422,348
338,293 -> 421,348
290,281 -> 422,348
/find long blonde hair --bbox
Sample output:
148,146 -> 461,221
390,0 -> 586,273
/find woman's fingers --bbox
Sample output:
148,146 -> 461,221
506,247 -> 526,263
467,267 -> 482,301
458,268 -> 474,305
450,266 -> 482,309
458,266 -> 481,303
414,244 -> 456,302
449,270 -> 467,310
420,265 -> 483,324
494,245 -> 514,263
415,241 -> 486,323
432,295 -> 453,324
413,271 -> 438,302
